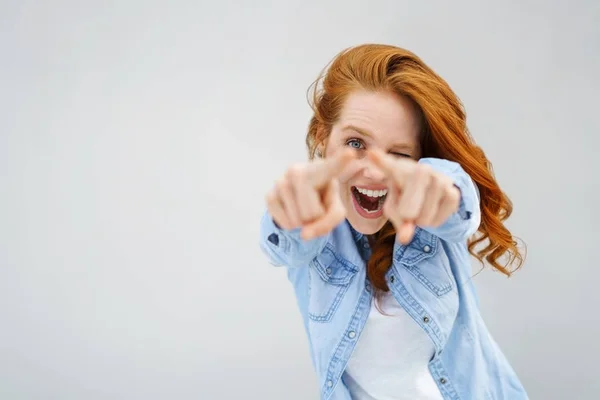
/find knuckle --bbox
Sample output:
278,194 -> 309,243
276,177 -> 290,192
414,163 -> 432,177
314,228 -> 327,237
430,173 -> 444,188
419,220 -> 431,228
282,221 -> 293,230
432,176 -> 451,194
395,203 -> 412,219
265,190 -> 277,205
327,207 -> 343,223
314,205 -> 327,219
447,186 -> 460,203
274,216 -> 287,229
420,213 -> 435,226
402,209 -> 417,220
305,210 -> 320,223
437,173 -> 453,187
383,204 -> 396,218
270,211 -> 287,228
333,207 -> 345,221
286,164 -> 306,181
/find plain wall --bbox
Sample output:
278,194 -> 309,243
1,0 -> 598,399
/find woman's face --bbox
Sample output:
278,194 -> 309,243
323,90 -> 422,235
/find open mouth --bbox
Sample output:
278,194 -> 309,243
351,186 -> 387,215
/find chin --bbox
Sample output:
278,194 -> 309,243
346,213 -> 387,235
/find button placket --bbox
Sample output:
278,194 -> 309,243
323,280 -> 371,398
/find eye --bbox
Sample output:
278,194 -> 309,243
390,152 -> 412,158
346,138 -> 365,150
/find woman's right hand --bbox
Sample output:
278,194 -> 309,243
265,149 -> 355,240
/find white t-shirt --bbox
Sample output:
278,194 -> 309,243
343,291 -> 444,400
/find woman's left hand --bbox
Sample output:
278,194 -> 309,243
367,149 -> 461,244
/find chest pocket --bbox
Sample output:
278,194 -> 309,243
395,229 -> 453,297
308,245 -> 358,323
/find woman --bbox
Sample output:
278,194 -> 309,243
259,44 -> 527,400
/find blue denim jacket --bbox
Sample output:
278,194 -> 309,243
259,158 -> 528,400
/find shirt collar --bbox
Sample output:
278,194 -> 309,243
346,220 -> 365,243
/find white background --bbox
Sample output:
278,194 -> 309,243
1,0 -> 598,398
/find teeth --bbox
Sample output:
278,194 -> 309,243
363,206 -> 381,214
356,187 -> 388,198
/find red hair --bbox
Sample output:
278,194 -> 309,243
305,44 -> 524,292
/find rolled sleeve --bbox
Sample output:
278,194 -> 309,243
418,158 -> 481,242
259,210 -> 329,267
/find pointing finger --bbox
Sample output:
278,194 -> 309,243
397,221 -> 416,245
302,179 -> 345,239
381,175 -> 416,245
310,148 -> 356,188
367,149 -> 413,187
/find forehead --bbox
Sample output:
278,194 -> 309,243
337,90 -> 420,143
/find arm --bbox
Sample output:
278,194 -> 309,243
259,210 -> 329,268
417,157 -> 481,242
259,149 -> 355,267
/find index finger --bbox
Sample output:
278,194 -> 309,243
310,148 -> 356,188
366,148 -> 413,187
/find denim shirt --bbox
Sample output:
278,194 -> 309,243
259,158 -> 528,400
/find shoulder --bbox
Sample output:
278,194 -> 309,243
393,228 -> 474,293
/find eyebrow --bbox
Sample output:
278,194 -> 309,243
342,124 -> 373,138
342,124 -> 415,153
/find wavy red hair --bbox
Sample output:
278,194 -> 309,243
305,44 -> 524,292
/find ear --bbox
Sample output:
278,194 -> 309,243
315,125 -> 328,158
315,141 -> 325,158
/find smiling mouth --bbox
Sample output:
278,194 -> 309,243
352,187 -> 388,213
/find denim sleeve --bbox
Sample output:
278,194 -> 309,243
259,210 -> 329,268
417,157 -> 481,242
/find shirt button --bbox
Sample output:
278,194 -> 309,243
365,283 -> 371,292
267,233 -> 279,246
423,245 -> 431,253
363,242 -> 369,249
439,377 -> 447,384
348,331 -> 356,339
423,316 -> 430,323
327,380 -> 333,388
390,275 -> 395,283
326,267 -> 332,275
